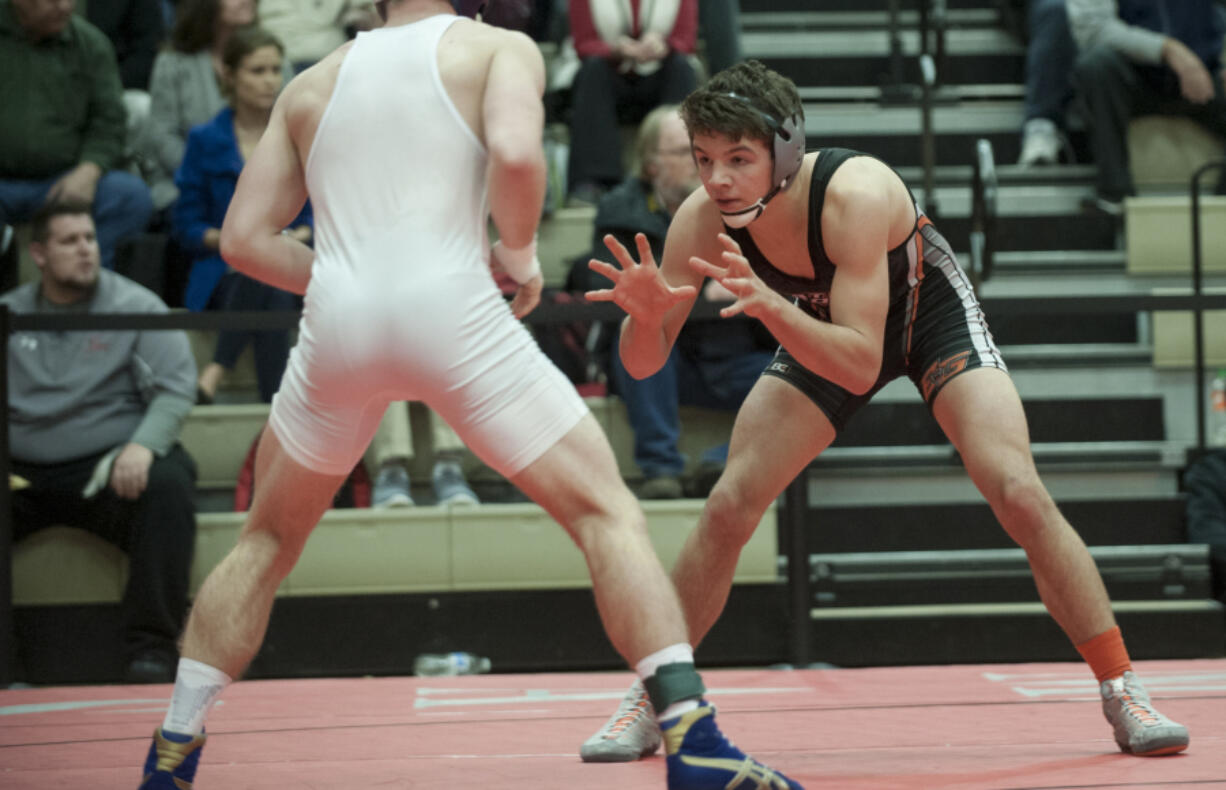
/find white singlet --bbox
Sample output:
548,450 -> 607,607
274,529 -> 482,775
268,13 -> 588,477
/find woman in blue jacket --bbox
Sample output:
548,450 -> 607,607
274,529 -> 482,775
172,25 -> 311,402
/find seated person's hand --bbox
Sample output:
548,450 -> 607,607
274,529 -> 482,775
110,442 -> 154,500
1163,38 -> 1214,104
47,163 -> 102,206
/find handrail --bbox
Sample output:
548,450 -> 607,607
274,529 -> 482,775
1189,158 -> 1226,459
969,138 -> 999,286
919,53 -> 940,223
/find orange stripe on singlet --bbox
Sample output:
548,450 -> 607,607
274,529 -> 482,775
904,214 -> 933,361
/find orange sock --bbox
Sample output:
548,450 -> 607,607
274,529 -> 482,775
1075,626 -> 1132,683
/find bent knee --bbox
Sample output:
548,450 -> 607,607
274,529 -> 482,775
990,475 -> 1057,539
700,482 -> 768,548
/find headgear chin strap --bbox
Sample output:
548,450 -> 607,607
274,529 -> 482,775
717,93 -> 805,228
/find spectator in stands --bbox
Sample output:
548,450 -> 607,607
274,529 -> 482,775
698,0 -> 741,75
86,0 -> 167,201
586,104 -> 773,499
4,201 -> 197,684
1068,0 -> 1226,213
85,0 -> 164,92
172,25 -> 310,403
259,0 -> 378,73
565,0 -> 699,207
368,403 -> 482,507
1017,0 -> 1076,166
0,0 -> 153,283
1186,449 -> 1226,603
144,0 -> 292,212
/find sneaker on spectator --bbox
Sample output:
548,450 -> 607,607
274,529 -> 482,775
1081,194 -> 1124,217
372,464 -> 414,508
433,459 -> 479,506
1018,118 -> 1061,167
640,474 -> 684,500
565,180 -> 605,209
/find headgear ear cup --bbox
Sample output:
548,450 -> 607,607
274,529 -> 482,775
772,112 -> 806,191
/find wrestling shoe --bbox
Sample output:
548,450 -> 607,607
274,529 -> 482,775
580,680 -> 661,762
1100,671 -> 1189,756
140,728 -> 206,788
663,702 -> 803,790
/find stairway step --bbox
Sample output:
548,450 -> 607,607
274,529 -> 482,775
831,396 -> 1164,449
809,544 -> 1213,606
804,499 -> 1189,554
805,599 -> 1226,666
741,8 -> 1004,32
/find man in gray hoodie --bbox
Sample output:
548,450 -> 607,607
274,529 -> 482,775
3,199 -> 197,684
1069,0 -> 1226,211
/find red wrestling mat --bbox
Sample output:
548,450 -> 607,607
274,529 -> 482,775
2,659 -> 1223,789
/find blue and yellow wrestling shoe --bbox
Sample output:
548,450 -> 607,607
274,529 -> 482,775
663,702 -> 803,790
140,728 -> 206,788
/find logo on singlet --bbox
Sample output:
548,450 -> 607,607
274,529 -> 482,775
921,350 -> 971,401
768,361 -> 791,374
796,291 -> 831,322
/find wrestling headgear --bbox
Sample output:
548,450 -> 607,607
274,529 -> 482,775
717,92 -> 805,228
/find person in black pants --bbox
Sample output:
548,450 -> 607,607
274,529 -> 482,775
4,201 -> 198,683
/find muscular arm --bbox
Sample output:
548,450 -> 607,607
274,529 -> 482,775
484,32 -> 547,250
219,81 -> 314,295
753,178 -> 889,395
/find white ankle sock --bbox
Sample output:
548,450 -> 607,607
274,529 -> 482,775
635,643 -> 701,721
162,658 -> 232,735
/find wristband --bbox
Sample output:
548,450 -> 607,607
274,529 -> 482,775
493,238 -> 541,285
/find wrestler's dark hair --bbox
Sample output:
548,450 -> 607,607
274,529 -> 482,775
30,200 -> 93,244
679,59 -> 804,150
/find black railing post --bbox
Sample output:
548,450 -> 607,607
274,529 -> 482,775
783,473 -> 810,667
1,304 -> 13,686
1189,159 -> 1226,457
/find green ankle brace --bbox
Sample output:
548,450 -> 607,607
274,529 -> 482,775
643,662 -> 706,713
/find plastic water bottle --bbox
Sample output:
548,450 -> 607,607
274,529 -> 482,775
1210,369 -> 1226,448
413,652 -> 491,677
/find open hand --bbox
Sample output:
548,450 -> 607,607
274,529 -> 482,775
687,233 -> 784,320
585,233 -> 696,322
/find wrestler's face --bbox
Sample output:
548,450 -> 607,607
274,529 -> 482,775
33,212 -> 100,304
691,131 -> 773,215
230,44 -> 284,114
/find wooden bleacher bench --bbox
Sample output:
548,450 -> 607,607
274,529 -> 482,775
14,397 -> 756,607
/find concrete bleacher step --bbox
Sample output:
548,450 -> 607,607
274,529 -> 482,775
744,26 -> 1024,87
12,502 -> 781,683
804,496 -> 1189,555
747,0 -> 1003,12
741,7 -> 1004,33
806,599 -> 1225,666
810,544 -> 1214,606
832,395 -> 1165,449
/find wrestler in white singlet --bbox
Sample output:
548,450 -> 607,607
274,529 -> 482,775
269,14 -> 587,476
